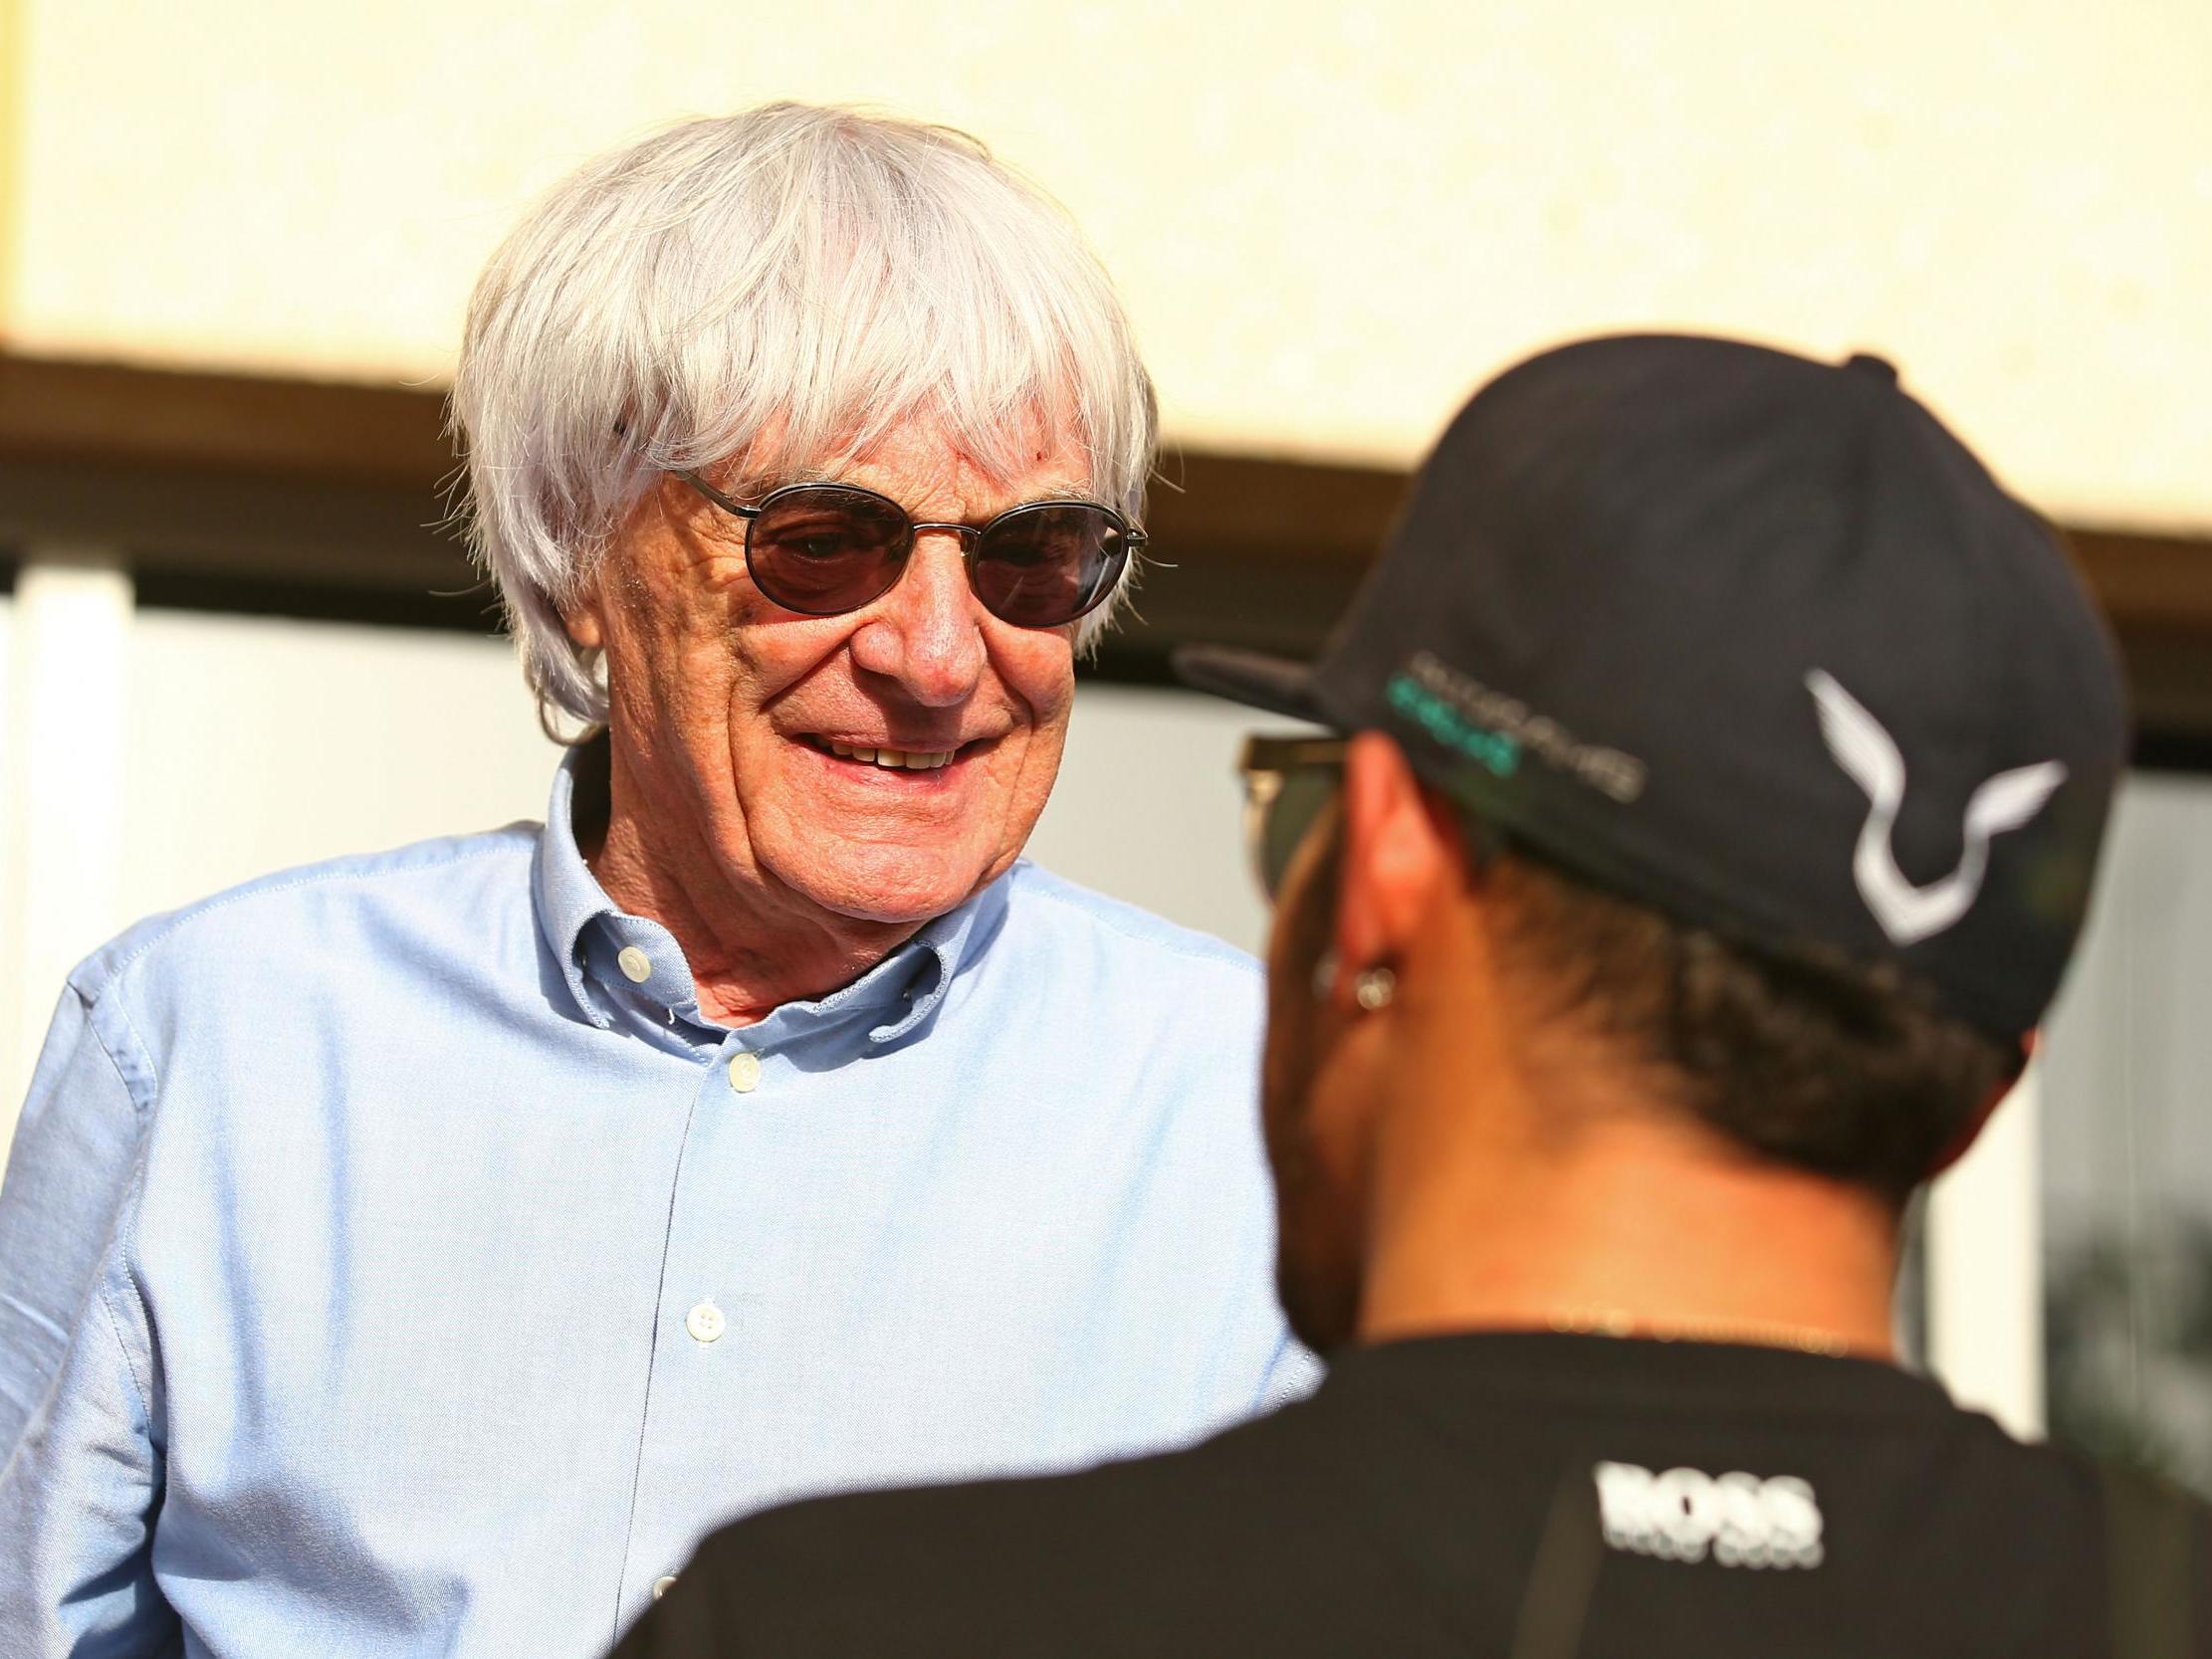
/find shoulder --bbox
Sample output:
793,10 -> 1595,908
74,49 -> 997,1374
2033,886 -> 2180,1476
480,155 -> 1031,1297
987,865 -> 1264,1071
998,861 -> 1260,984
70,823 -> 541,1015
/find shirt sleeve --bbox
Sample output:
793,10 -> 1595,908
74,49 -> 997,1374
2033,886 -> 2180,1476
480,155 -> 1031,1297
0,977 -> 178,1657
608,1574 -> 755,1659
1257,1333 -> 1326,1414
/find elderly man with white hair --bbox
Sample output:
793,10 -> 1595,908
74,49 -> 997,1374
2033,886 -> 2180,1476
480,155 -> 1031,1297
0,105 -> 1312,1659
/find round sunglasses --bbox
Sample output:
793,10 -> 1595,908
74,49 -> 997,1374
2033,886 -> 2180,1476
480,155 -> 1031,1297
672,470 -> 1144,629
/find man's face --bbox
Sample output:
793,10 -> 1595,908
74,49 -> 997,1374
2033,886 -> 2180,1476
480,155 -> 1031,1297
1259,803 -> 1369,1353
580,422 -> 1088,925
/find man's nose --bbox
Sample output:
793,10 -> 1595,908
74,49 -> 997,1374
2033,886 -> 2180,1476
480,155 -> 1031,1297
845,532 -> 988,707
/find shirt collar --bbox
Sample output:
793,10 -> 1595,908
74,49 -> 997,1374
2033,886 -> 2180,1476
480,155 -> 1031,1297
532,735 -> 1009,1045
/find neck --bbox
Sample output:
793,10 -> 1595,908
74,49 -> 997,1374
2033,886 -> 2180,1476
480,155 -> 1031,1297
1352,936 -> 1900,1361
581,738 -> 922,1027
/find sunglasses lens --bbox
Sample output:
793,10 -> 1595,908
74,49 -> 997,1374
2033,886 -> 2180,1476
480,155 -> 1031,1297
971,505 -> 1128,627
1258,769 -> 1340,898
747,487 -> 910,615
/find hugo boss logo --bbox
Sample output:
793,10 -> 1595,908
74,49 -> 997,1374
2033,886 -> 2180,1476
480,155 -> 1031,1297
1592,1460 -> 1826,1570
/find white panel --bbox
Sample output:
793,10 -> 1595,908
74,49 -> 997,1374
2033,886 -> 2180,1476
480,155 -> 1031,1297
1924,771 -> 2212,1450
1028,684 -> 1277,958
2034,773 -> 2212,1484
3,559 -> 134,1149
1926,1069 -> 2046,1440
115,611 -> 555,926
2040,775 -> 2212,1232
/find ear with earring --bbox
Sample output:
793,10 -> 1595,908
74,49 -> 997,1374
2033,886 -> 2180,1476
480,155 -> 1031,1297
1311,951 -> 1398,1012
1353,966 -> 1398,1012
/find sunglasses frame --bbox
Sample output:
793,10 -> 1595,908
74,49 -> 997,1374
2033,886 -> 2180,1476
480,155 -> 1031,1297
1238,734 -> 1352,899
1239,732 -> 1508,900
671,469 -> 1146,628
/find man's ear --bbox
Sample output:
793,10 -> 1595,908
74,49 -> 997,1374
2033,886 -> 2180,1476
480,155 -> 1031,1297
560,577 -> 608,652
1923,1035 -> 2036,1180
1331,733 -> 1458,1006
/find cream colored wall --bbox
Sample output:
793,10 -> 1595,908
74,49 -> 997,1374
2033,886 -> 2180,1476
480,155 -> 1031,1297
4,0 -> 2209,528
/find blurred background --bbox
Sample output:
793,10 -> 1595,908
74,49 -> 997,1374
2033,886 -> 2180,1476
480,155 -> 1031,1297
2,0 -> 2207,1492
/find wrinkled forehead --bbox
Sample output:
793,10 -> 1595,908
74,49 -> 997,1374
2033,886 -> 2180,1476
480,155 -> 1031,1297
727,400 -> 1096,503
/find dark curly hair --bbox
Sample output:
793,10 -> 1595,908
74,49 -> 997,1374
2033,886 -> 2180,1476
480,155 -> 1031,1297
1484,848 -> 2024,1207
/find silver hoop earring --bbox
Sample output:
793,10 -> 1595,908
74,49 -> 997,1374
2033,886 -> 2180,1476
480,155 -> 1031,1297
1352,966 -> 1398,1013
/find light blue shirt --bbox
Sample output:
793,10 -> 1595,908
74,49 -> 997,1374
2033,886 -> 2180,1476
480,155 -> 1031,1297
0,741 -> 1313,1658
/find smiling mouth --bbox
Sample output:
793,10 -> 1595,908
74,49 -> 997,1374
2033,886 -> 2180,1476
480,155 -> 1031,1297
798,734 -> 967,772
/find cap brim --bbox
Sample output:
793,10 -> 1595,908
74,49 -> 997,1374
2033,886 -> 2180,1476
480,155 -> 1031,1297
1170,644 -> 1331,725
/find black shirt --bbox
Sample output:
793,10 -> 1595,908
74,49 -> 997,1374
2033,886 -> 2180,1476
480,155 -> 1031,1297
613,1334 -> 2210,1658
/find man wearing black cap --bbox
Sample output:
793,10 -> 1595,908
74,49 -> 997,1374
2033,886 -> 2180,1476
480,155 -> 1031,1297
612,334 -> 2209,1657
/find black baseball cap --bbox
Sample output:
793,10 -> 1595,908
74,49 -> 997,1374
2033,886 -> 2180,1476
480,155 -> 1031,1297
1177,333 -> 2129,1039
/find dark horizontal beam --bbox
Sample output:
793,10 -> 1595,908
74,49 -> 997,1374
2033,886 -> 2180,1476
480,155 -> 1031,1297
5,352 -> 2211,753
0,352 -> 453,490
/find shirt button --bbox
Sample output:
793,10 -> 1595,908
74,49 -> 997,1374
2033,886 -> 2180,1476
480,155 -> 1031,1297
617,946 -> 652,983
685,1301 -> 726,1344
652,1574 -> 679,1600
727,1051 -> 763,1093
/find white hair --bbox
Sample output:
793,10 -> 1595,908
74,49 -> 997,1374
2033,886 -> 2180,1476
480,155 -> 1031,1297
451,104 -> 1160,728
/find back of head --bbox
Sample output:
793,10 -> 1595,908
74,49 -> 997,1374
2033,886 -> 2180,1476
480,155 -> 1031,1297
1185,334 -> 2131,1304
451,104 -> 1157,728
1173,337 -> 2173,1655
1478,845 -> 2018,1208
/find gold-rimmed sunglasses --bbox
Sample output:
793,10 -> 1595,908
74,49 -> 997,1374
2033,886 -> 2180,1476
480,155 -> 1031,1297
1238,735 -> 1351,899
1241,732 -> 1505,899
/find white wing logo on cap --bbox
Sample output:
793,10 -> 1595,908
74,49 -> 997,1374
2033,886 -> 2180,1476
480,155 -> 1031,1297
1807,670 -> 2067,946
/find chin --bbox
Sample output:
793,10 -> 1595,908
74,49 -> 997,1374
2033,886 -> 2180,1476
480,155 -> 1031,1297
1276,1234 -> 1361,1356
1267,1121 -> 1364,1354
780,841 -> 1003,926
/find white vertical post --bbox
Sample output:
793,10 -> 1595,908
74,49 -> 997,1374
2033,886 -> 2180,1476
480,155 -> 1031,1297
1925,1065 -> 2046,1439
1,552 -> 133,1155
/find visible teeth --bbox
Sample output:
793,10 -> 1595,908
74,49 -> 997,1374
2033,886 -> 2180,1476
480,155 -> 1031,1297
822,738 -> 954,770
